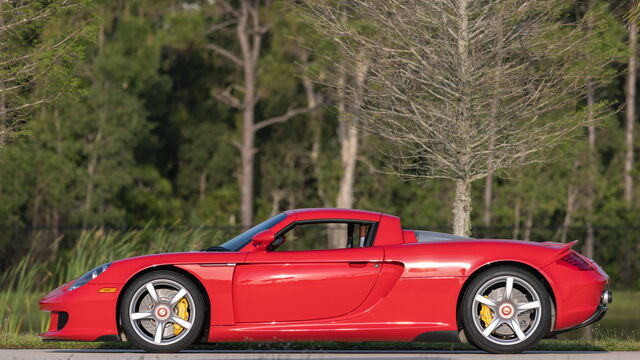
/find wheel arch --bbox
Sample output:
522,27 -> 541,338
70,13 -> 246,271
455,261 -> 557,333
115,265 -> 211,341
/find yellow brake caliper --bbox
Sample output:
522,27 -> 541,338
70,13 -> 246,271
479,296 -> 493,328
173,298 -> 190,335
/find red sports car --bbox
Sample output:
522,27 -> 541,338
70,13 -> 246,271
40,208 -> 611,353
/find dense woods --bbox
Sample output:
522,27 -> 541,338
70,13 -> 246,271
0,0 -> 639,289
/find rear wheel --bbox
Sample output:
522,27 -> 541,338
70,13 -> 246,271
120,271 -> 205,353
461,266 -> 550,353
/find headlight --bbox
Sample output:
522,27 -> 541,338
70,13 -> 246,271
68,263 -> 111,291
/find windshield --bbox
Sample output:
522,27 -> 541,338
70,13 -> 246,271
216,213 -> 287,251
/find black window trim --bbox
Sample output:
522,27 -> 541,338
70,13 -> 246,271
273,219 -> 379,250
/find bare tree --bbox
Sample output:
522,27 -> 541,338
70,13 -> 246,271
0,0 -> 83,145
625,1 -> 638,209
302,0 -> 607,236
583,0 -> 597,259
557,161 -> 579,243
483,3 -> 506,231
335,53 -> 368,211
207,0 -> 318,229
512,196 -> 521,240
327,52 -> 369,248
290,15 -> 369,248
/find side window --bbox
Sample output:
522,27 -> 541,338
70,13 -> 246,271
273,222 -> 375,252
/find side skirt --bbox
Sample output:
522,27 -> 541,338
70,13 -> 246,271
413,331 -> 460,342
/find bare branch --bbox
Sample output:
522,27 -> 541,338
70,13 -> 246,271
205,18 -> 238,34
299,0 -> 612,235
254,106 -> 319,132
205,43 -> 243,66
212,89 -> 244,109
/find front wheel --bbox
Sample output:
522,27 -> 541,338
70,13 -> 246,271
120,271 -> 205,352
461,266 -> 551,353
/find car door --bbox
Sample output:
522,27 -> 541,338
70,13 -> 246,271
233,222 -> 383,323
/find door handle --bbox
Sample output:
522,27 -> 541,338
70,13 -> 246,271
348,262 -> 368,268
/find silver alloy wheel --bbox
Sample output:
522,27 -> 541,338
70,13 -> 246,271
471,275 -> 542,345
128,279 -> 196,346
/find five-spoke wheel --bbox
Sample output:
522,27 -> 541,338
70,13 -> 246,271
121,271 -> 205,352
461,266 -> 551,353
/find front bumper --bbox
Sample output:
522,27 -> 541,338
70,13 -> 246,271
39,281 -> 122,342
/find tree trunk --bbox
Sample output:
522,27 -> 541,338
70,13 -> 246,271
451,0 -> 472,237
483,171 -> 493,230
0,3 -> 6,145
238,1 -> 258,230
513,197 -> 521,240
581,0 -> 596,259
524,199 -> 535,242
83,127 -> 101,226
227,1 -> 313,229
269,190 -> 284,217
330,55 -> 368,248
198,169 -> 207,202
0,78 -> 5,145
625,17 -> 637,209
452,179 -> 472,236
585,78 -> 596,258
82,8 -> 106,228
523,213 -> 533,241
0,79 -> 5,146
336,55 -> 367,210
239,101 -> 255,229
483,0 -> 504,233
52,109 -> 62,252
335,123 -> 358,209
302,60 -> 329,207
51,208 -> 60,254
559,180 -> 577,243
327,64 -> 348,249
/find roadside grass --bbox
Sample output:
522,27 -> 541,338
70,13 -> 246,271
1,332 -> 639,351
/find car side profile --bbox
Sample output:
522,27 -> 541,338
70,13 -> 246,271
39,208 -> 612,353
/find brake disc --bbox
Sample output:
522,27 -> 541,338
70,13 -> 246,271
139,288 -> 178,337
486,287 -> 533,337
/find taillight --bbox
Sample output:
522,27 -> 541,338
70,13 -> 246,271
558,252 -> 594,271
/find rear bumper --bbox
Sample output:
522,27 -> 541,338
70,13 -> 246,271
39,282 -> 121,342
547,304 -> 607,337
540,260 -> 609,331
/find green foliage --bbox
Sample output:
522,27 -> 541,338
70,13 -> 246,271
0,0 -> 639,301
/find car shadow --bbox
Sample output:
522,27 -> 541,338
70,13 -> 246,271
46,339 -> 608,355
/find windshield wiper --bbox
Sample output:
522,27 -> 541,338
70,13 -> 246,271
202,246 -> 232,252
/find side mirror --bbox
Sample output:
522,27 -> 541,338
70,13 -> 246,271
251,229 -> 275,250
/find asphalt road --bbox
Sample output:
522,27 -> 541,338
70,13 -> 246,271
1,350 -> 639,360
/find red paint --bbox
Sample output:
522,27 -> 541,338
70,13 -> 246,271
402,230 -> 418,243
39,208 -> 609,343
539,259 -> 608,330
234,247 -> 383,322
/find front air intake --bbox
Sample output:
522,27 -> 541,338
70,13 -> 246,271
56,311 -> 69,331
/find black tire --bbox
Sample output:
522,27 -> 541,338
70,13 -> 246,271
120,271 -> 205,353
460,266 -> 551,354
